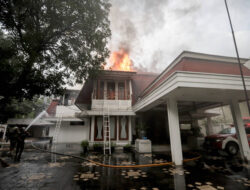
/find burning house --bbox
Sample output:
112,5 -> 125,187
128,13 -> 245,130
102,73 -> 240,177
75,49 -> 157,146
75,50 -> 250,165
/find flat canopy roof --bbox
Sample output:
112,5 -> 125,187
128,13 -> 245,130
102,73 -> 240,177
7,118 -> 53,126
133,51 -> 250,112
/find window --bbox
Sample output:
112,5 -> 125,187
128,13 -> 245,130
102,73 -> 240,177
118,82 -> 125,100
97,81 -> 104,99
119,116 -> 128,140
107,82 -> 115,100
180,124 -> 191,130
126,80 -> 130,100
245,127 -> 250,134
219,127 -> 235,134
95,117 -> 103,140
70,121 -> 85,126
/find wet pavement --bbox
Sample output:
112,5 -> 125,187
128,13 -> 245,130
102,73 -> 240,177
0,143 -> 250,190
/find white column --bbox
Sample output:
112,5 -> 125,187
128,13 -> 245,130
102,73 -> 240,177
230,100 -> 250,160
129,80 -> 132,100
86,118 -> 89,141
174,166 -> 186,190
90,116 -> 95,142
167,99 -> 183,166
62,94 -> 65,105
128,116 -> 132,143
104,81 -> 107,99
116,116 -> 119,143
115,81 -> 118,100
206,117 -> 214,136
93,80 -> 97,99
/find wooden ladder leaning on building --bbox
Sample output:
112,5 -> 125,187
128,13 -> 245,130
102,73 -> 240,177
103,101 -> 111,155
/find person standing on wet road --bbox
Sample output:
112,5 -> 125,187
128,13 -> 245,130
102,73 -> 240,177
15,127 -> 29,162
0,129 -> 3,139
6,126 -> 19,157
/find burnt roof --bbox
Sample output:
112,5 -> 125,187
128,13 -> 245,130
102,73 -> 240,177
131,72 -> 158,105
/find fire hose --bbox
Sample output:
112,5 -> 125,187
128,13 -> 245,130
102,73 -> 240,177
31,142 -> 201,168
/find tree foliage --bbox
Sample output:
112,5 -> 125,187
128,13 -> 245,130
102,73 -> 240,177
0,0 -> 111,101
0,97 -> 45,122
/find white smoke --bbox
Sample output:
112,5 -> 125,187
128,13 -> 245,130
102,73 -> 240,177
109,0 -> 250,72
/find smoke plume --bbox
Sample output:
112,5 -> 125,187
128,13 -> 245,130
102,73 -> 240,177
109,0 -> 202,72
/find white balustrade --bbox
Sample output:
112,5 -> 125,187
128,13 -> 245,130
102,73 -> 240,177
91,99 -> 132,110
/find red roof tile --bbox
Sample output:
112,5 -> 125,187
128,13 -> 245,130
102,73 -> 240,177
131,73 -> 158,104
46,100 -> 59,116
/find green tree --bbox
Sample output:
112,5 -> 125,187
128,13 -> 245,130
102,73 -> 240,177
0,97 -> 45,122
0,0 -> 111,122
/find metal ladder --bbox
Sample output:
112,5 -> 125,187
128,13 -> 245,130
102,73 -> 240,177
53,114 -> 62,144
51,114 -> 62,162
103,102 -> 111,155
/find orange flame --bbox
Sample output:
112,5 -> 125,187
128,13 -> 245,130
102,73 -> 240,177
110,49 -> 133,71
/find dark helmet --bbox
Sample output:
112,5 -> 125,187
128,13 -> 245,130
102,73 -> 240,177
13,126 -> 19,132
20,127 -> 26,132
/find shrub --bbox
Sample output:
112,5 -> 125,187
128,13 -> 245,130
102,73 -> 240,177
81,140 -> 89,148
93,143 -> 102,148
123,143 -> 132,152
124,144 -> 132,148
111,142 -> 116,148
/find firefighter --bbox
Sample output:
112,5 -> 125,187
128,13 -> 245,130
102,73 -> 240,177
15,127 -> 29,162
6,126 -> 19,157
0,129 -> 3,139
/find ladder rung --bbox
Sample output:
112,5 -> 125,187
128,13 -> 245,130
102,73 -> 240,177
102,112 -> 111,154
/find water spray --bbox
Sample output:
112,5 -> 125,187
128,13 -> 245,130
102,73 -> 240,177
25,110 -> 48,131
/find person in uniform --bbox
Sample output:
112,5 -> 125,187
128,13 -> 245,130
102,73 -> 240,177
6,126 -> 19,157
15,127 -> 29,161
0,129 -> 3,139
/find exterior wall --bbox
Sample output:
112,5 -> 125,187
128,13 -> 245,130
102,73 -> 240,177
55,105 -> 81,117
49,120 -> 89,143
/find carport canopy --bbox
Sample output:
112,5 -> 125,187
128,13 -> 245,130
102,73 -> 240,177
133,51 -> 250,165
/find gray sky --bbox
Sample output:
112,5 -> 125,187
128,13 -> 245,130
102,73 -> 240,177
109,0 -> 250,72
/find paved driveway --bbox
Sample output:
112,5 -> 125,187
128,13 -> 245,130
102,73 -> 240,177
0,144 -> 250,190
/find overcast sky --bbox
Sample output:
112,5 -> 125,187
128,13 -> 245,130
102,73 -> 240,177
109,0 -> 250,72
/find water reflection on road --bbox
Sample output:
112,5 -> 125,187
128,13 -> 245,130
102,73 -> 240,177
4,141 -> 248,190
